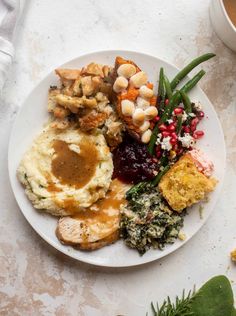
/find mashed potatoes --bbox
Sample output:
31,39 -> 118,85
17,125 -> 113,216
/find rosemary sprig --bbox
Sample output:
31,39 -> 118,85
151,290 -> 195,316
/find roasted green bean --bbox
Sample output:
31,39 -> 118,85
180,90 -> 192,113
181,69 -> 205,94
164,75 -> 173,99
148,124 -> 159,155
158,68 -> 166,111
170,53 -> 215,90
176,116 -> 182,134
158,67 -> 164,96
152,165 -> 170,186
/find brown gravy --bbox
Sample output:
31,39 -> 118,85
52,139 -> 98,189
73,179 -> 129,221
224,0 -> 236,27
47,181 -> 62,192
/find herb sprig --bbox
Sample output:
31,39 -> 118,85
151,290 -> 194,316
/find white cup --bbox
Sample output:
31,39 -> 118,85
209,0 -> 236,52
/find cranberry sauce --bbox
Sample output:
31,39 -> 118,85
112,135 -> 158,184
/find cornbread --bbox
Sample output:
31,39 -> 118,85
158,155 -> 217,212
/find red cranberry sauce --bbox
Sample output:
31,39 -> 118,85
112,135 -> 157,184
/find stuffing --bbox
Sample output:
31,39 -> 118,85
79,111 -> 107,131
55,68 -> 81,80
48,63 -> 124,150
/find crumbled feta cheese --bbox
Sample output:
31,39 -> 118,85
193,101 -> 203,111
189,112 -> 196,117
161,136 -> 172,151
155,133 -> 162,145
167,119 -> 174,124
181,111 -> 188,122
178,133 -> 195,148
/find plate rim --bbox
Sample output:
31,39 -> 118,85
8,49 -> 226,268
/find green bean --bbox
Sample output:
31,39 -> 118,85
180,90 -> 192,113
181,69 -> 205,93
159,155 -> 169,167
166,71 -> 205,118
170,53 -> 215,90
158,67 -> 164,96
152,165 -> 170,186
176,116 -> 182,134
168,70 -> 205,114
148,123 -> 159,155
158,68 -> 166,111
163,75 -> 173,99
126,181 -> 148,200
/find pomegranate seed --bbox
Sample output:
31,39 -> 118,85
190,117 -> 199,132
153,115 -> 160,122
170,132 -> 177,139
165,99 -> 169,105
162,131 -> 171,138
198,111 -> 205,119
191,117 -> 199,126
159,124 -> 167,131
167,123 -> 176,132
170,137 -> 177,145
152,157 -> 158,163
193,130 -> 204,139
155,147 -> 162,158
183,126 -> 190,133
174,107 -> 183,115
176,148 -> 184,155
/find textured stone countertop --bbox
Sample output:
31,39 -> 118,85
0,0 -> 236,315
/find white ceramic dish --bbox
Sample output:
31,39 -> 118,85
209,0 -> 236,52
8,50 -> 226,267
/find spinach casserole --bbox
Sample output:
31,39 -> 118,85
120,183 -> 185,254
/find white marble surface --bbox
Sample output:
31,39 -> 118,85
1,0 -> 236,315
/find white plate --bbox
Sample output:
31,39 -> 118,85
8,50 -> 226,267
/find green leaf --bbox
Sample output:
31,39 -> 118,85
190,275 -> 234,316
